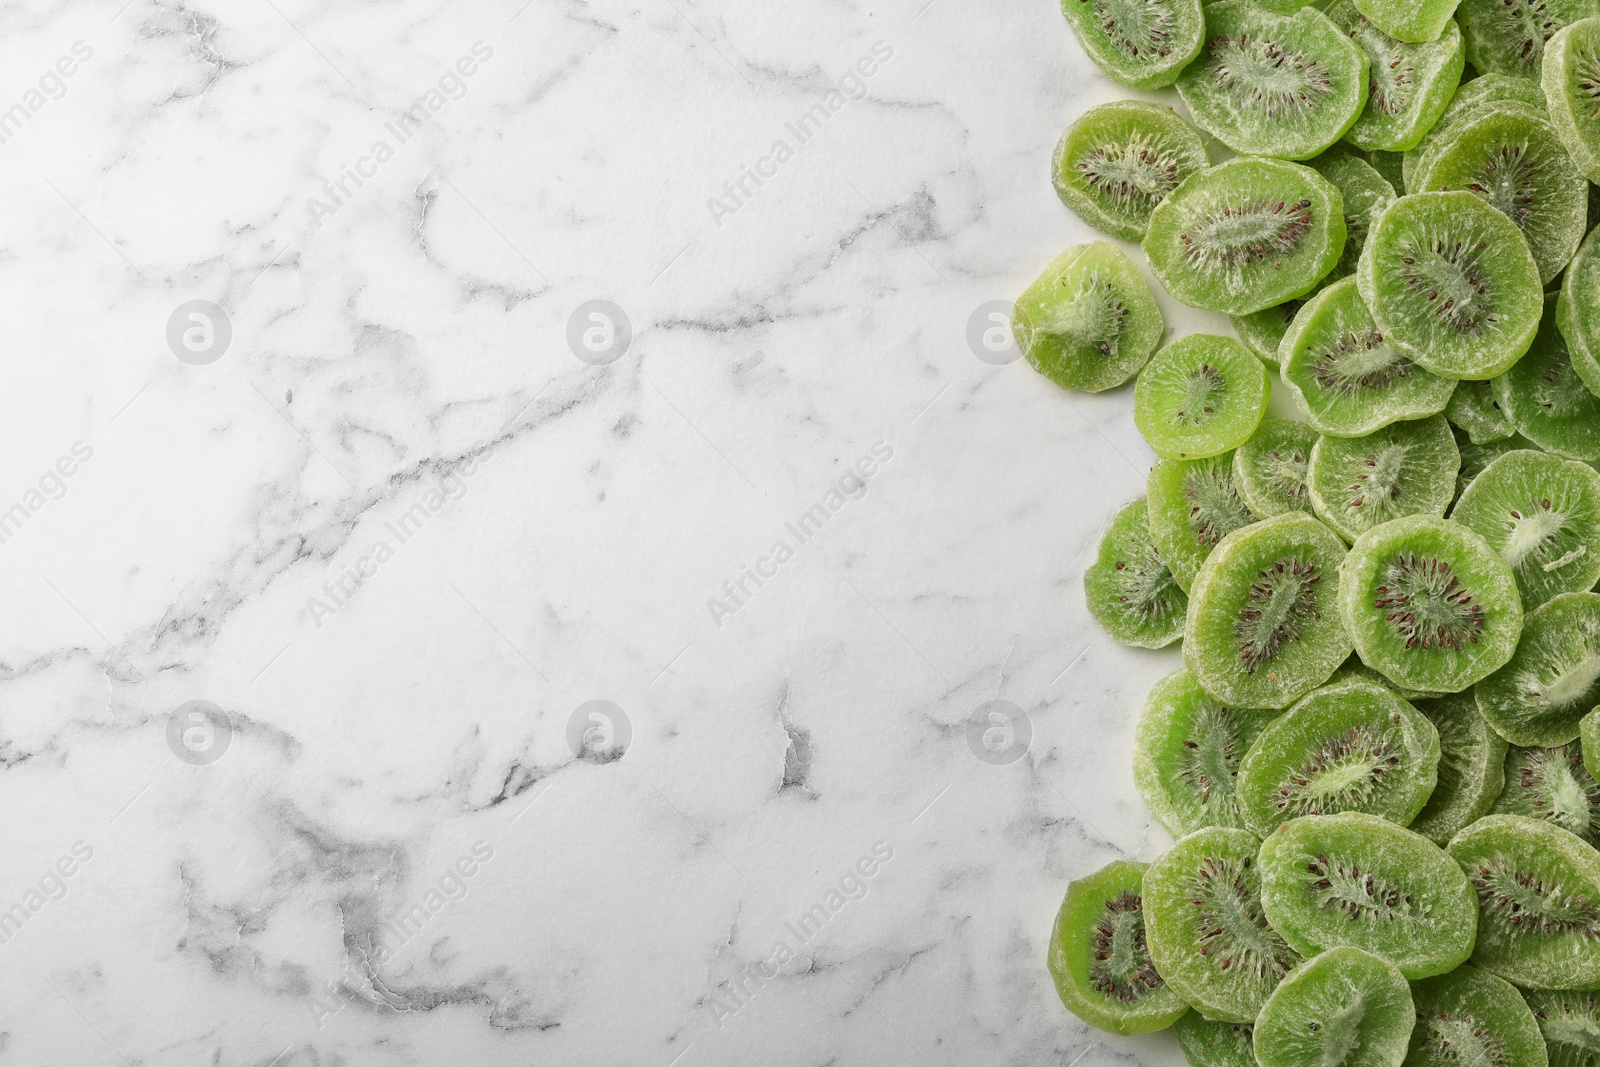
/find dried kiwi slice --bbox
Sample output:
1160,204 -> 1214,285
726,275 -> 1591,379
1456,0 -> 1598,82
1410,104 -> 1586,285
1307,414 -> 1461,542
1406,966 -> 1549,1067
1543,18 -> 1600,184
1047,860 -> 1189,1034
1450,449 -> 1600,610
1403,75 -> 1550,194
1176,2 -> 1370,160
1310,147 -> 1397,281
1148,452 -> 1258,592
1330,3 -> 1465,151
1085,497 -> 1190,648
1253,947 -> 1414,1067
1495,294 -> 1600,462
1445,380 -> 1517,446
1052,100 -> 1211,241
1146,157 -> 1347,315
1258,812 -> 1477,978
1175,1014 -> 1257,1067
1281,278 -> 1457,438
1230,300 -> 1302,369
1357,192 -> 1544,380
1184,512 -> 1355,709
1557,222 -> 1600,396
1234,418 -> 1319,519
1408,691 -> 1511,846
1477,591 -> 1600,746
1144,826 -> 1303,1022
1014,242 -> 1166,393
1338,515 -> 1525,693
1235,676 -> 1440,834
1134,668 -> 1282,836
1525,989 -> 1600,1066
1491,740 -> 1600,846
1449,813 -> 1600,990
1059,0 -> 1205,90
1134,335 -> 1270,459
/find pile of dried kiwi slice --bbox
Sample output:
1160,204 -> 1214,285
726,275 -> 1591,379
1039,0 -> 1600,1058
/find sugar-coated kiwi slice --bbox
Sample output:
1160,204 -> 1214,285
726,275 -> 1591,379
1556,222 -> 1600,396
1408,691 -> 1511,846
1144,826 -> 1303,1022
1047,860 -> 1190,1034
1585,706 -> 1600,778
1410,105 -> 1587,285
1235,676 -> 1441,834
1448,813 -> 1600,990
1085,497 -> 1191,648
1059,0 -> 1205,91
1357,192 -> 1544,380
1230,300 -> 1302,369
1234,418 -> 1320,519
1253,947 -> 1415,1067
1350,0 -> 1460,44
1329,2 -> 1465,150
1148,452 -> 1258,593
1175,2 -> 1370,160
1052,101 -> 1211,241
1258,812 -> 1477,978
1307,414 -> 1461,543
1445,379 -> 1517,445
1146,157 -> 1348,315
1310,147 -> 1397,281
1134,335 -> 1270,459
1403,75 -> 1550,194
1014,242 -> 1166,394
1134,668 -> 1282,836
1406,966 -> 1550,1067
1543,18 -> 1600,184
1282,279 -> 1457,438
1492,740 -> 1600,846
1458,0 -> 1600,81
1175,1014 -> 1257,1067
1338,515 -> 1525,693
1496,294 -> 1600,462
1450,449 -> 1600,610
1477,591 -> 1600,746
1525,989 -> 1600,1067
1184,512 -> 1355,709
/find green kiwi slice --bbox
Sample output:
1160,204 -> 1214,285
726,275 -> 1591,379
1477,591 -> 1600,746
1047,860 -> 1190,1034
1235,676 -> 1441,834
1230,300 -> 1302,369
1134,335 -> 1270,459
1457,0 -> 1599,82
1543,18 -> 1600,184
1450,449 -> 1600,610
1448,813 -> 1600,990
1446,380 -> 1517,446
1014,242 -> 1166,393
1059,0 -> 1206,91
1409,105 -> 1587,285
1329,3 -> 1466,150
1357,192 -> 1544,380
1307,414 -> 1461,542
1338,515 -> 1525,693
1253,947 -> 1415,1067
1525,989 -> 1600,1067
1258,811 -> 1477,978
1406,966 -> 1550,1067
1403,75 -> 1550,194
1148,452 -> 1258,593
1176,2 -> 1370,160
1135,669 -> 1282,836
1085,497 -> 1191,648
1491,740 -> 1600,845
1175,1014 -> 1257,1067
1282,278 -> 1458,438
1146,157 -> 1348,315
1556,222 -> 1600,396
1311,147 -> 1398,281
1144,826 -> 1303,1022
1233,418 -> 1319,519
1184,512 -> 1355,709
1584,706 -> 1600,778
1052,100 -> 1211,241
1495,295 -> 1600,462
1409,691 -> 1512,845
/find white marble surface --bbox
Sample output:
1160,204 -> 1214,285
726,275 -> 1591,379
0,0 -> 1229,1063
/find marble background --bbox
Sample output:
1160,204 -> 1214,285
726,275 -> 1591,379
0,0 -> 1245,1062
